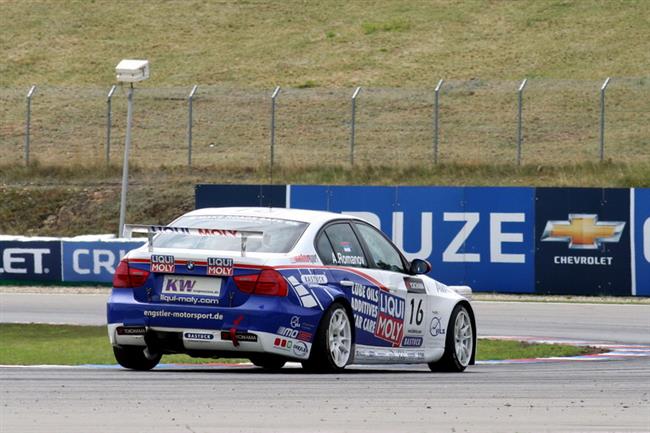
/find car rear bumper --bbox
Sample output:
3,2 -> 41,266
107,288 -> 319,360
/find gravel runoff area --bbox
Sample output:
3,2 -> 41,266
1,285 -> 648,304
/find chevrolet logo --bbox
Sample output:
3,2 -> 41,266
541,214 -> 625,250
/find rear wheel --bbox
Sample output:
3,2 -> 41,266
113,345 -> 161,371
249,355 -> 286,370
302,303 -> 352,373
428,304 -> 474,372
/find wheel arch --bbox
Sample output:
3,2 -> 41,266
326,295 -> 357,346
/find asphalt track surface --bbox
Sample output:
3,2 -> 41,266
1,293 -> 649,432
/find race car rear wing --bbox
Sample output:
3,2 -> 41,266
123,224 -> 264,256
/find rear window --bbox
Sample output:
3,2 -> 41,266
154,215 -> 308,253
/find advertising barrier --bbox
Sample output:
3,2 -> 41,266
0,238 -> 145,284
196,184 -> 649,296
62,240 -> 146,283
0,240 -> 62,282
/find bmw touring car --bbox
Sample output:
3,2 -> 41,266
107,207 -> 476,372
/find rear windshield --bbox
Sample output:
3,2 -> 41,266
154,215 -> 308,254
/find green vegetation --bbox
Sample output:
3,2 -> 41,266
0,324 -> 597,366
0,1 -> 648,236
2,1 -> 648,86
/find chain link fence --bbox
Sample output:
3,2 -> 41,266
1,79 -> 648,169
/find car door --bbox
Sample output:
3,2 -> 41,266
314,221 -> 386,349
352,221 -> 430,352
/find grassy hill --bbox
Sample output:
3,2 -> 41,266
2,1 -> 649,87
1,0 -> 649,235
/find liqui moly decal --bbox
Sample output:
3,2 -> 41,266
151,255 -> 175,273
207,257 -> 234,276
374,292 -> 405,346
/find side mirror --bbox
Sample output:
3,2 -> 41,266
409,259 -> 431,275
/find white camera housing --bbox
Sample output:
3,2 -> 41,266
115,59 -> 150,83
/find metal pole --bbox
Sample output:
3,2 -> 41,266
350,86 -> 361,165
118,84 -> 134,237
270,86 -> 280,182
600,77 -> 611,162
188,85 -> 198,168
517,78 -> 527,166
433,79 -> 443,164
24,85 -> 36,166
106,85 -> 116,167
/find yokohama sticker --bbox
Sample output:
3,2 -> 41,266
207,257 -> 233,276
151,254 -> 175,273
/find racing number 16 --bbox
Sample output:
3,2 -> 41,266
409,298 -> 424,326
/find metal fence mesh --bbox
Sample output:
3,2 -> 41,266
1,79 -> 648,168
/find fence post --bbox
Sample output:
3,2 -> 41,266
517,78 -> 527,166
24,85 -> 36,166
599,77 -> 611,162
270,86 -> 281,182
350,86 -> 361,165
433,79 -> 443,164
188,85 -> 198,168
106,85 -> 117,167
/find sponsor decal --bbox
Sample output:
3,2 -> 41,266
291,254 -> 319,264
277,326 -> 299,339
340,241 -> 352,253
541,214 -> 625,250
163,278 -> 196,293
159,294 -> 220,305
116,326 -> 146,335
401,336 -> 423,348
404,277 -> 426,293
207,257 -> 234,276
290,316 -> 301,328
292,341 -> 308,358
220,331 -> 258,342
162,276 -> 221,297
429,316 -> 446,336
184,332 -> 215,341
373,291 -> 405,346
300,274 -> 328,285
151,254 -> 175,273
144,309 -> 223,321
273,337 -> 293,350
296,331 -> 312,342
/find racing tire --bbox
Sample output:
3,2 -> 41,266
113,345 -> 161,371
302,303 -> 353,373
428,304 -> 474,373
249,355 -> 286,371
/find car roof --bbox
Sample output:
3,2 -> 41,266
182,207 -> 358,225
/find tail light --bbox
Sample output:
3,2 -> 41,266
233,269 -> 287,297
113,260 -> 150,288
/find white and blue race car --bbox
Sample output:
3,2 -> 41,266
107,207 -> 476,372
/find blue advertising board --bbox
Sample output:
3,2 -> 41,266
0,241 -> 62,282
195,184 -> 286,209
291,185 -> 536,293
61,241 -> 146,283
534,188 -> 631,296
634,188 -> 650,296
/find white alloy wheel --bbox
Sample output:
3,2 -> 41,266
327,308 -> 352,368
454,309 -> 473,367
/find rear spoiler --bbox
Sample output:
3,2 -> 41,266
123,224 -> 264,256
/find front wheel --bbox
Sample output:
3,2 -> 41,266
302,303 -> 353,373
428,304 -> 474,372
113,345 -> 161,371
